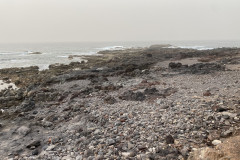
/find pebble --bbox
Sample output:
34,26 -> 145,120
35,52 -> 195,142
107,139 -> 115,145
221,129 -> 233,138
128,142 -> 135,150
76,155 -> 83,160
84,149 -> 93,157
221,112 -> 237,118
234,117 -> 239,121
94,129 -> 101,135
17,126 -> 31,136
62,155 -> 73,160
122,151 -> 136,158
95,155 -> 104,160
165,135 -> 174,144
32,149 -> 39,155
160,105 -> 169,109
46,145 -> 56,151
212,140 -> 222,145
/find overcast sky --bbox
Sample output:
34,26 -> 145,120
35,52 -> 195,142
0,0 -> 239,43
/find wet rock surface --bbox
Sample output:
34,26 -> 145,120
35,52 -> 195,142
0,46 -> 240,159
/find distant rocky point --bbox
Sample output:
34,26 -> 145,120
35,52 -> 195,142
149,44 -> 172,50
29,52 -> 42,54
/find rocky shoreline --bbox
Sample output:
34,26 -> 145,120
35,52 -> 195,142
0,45 -> 240,160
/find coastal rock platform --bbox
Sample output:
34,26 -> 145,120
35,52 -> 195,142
0,46 -> 239,159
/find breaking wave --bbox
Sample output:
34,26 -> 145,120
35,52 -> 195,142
167,45 -> 214,50
97,46 -> 126,51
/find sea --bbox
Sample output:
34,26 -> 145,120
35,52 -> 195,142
0,40 -> 240,70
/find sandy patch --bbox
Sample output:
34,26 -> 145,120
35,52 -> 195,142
226,64 -> 240,71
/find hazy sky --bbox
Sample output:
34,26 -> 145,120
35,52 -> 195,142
0,0 -> 239,43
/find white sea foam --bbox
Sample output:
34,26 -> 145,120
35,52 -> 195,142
97,46 -> 126,51
0,80 -> 18,91
0,52 -> 21,55
10,59 -> 30,63
57,55 -> 69,58
18,53 -> 30,56
0,41 -> 239,70
79,51 -> 97,55
167,45 -> 214,50
38,64 -> 50,71
27,51 -> 34,54
58,51 -> 97,57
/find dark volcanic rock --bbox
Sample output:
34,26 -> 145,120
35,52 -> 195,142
138,145 -> 147,151
104,96 -> 117,104
0,66 -> 39,88
169,62 -> 225,74
221,129 -> 233,138
212,105 -> 229,112
165,135 -> 174,144
144,88 -> 159,95
156,146 -> 179,157
0,88 -> 25,108
34,92 -> 59,102
29,52 -> 42,55
219,57 -> 240,64
27,140 -> 41,149
19,99 -> 35,112
159,87 -> 178,97
169,62 -> 183,69
185,63 -> 225,74
203,90 -> 212,96
32,149 -> 39,155
119,91 -> 146,101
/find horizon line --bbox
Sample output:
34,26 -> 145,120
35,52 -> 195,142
1,39 -> 240,44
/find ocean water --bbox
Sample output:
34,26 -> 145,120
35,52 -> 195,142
0,41 -> 240,70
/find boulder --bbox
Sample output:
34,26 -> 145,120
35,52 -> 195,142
17,126 -> 31,136
119,91 -> 146,101
169,62 -> 183,69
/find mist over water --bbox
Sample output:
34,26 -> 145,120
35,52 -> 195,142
0,40 -> 240,70
1,0 -> 239,70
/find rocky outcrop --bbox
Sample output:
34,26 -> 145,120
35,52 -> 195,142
148,44 -> 172,50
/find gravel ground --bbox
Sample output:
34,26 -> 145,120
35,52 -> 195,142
0,47 -> 239,160
1,70 -> 239,160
